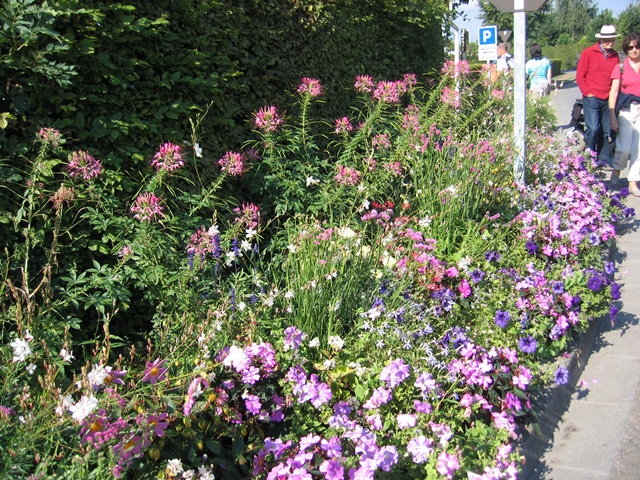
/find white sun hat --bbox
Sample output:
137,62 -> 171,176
595,25 -> 621,39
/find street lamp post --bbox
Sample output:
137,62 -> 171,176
487,0 -> 545,185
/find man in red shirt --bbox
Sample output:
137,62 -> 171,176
576,25 -> 621,167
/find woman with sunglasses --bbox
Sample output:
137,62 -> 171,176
609,31 -> 640,196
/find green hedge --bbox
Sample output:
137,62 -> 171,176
541,43 -> 591,71
1,0 -> 447,175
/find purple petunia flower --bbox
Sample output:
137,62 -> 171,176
587,276 -> 603,292
470,269 -> 486,284
525,241 -> 538,255
407,435 -> 434,463
494,310 -> 511,328
554,366 -> 569,385
244,394 -> 262,415
551,281 -> 565,294
380,358 -> 411,388
374,445 -> 398,472
485,250 -> 501,262
518,335 -> 538,354
604,261 -> 615,276
611,282 -> 621,300
319,460 -> 344,480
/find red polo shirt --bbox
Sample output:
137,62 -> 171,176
576,43 -> 620,100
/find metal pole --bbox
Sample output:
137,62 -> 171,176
513,11 -> 526,185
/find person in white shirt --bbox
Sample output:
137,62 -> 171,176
490,43 -> 514,84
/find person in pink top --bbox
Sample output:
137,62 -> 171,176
609,31 -> 640,196
577,25 -> 621,167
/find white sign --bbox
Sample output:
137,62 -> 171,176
478,25 -> 498,61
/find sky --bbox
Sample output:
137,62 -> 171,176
458,0 -> 633,42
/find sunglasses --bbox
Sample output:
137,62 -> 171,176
627,44 -> 640,52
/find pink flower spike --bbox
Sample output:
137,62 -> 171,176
142,358 -> 167,384
218,151 -> 248,177
130,192 -> 165,222
254,105 -> 283,133
151,142 -> 184,172
297,77 -> 323,97
66,150 -> 102,181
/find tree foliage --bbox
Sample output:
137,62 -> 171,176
618,0 -> 640,36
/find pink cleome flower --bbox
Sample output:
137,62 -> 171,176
297,77 -> 323,97
51,184 -> 75,211
130,192 -> 164,222
373,81 -> 401,103
354,75 -> 375,94
334,165 -> 361,186
334,116 -> 353,135
37,127 -> 62,147
218,151 -> 248,177
66,150 -> 102,181
150,142 -> 184,172
254,105 -> 283,133
234,202 -> 261,229
441,87 -> 461,109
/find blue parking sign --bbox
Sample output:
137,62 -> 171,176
478,25 -> 498,61
478,26 -> 497,46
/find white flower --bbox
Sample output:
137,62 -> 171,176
59,348 -> 74,363
418,216 -> 432,227
446,185 -> 458,196
323,359 -> 335,369
328,335 -> 344,350
240,239 -> 252,251
207,224 -> 220,236
237,301 -> 246,311
337,227 -> 357,238
457,256 -> 472,271
24,329 -> 33,342
245,228 -> 257,239
182,469 -> 195,479
361,199 -> 370,210
225,251 -> 237,266
166,458 -> 184,476
194,143 -> 203,158
69,395 -> 98,422
284,290 -> 295,300
309,337 -> 320,348
197,465 -> 216,480
306,176 -> 319,186
287,244 -> 297,253
26,364 -> 36,374
10,338 -> 32,363
333,301 -> 341,311
87,364 -> 108,388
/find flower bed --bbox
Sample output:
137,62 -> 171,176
0,63 -> 632,479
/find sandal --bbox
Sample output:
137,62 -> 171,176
629,185 -> 640,197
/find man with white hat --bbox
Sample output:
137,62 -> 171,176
576,25 -> 621,167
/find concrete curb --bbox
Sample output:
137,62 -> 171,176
517,239 -> 617,479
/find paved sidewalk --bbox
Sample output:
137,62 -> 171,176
524,77 -> 640,479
